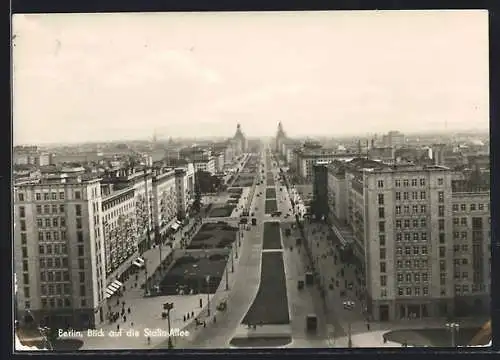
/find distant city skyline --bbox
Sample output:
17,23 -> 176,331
13,11 -> 489,145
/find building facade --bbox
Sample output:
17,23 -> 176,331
14,165 -> 196,330
322,160 -> 491,321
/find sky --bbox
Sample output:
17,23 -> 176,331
12,11 -> 489,145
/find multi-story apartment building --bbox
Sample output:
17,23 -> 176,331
14,173 -> 106,329
213,152 -> 225,173
14,164 -> 196,330
151,168 -> 178,236
318,160 -> 490,322
193,158 -> 216,175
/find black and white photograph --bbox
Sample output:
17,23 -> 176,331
12,10 -> 491,350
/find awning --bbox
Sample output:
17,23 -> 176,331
104,280 -> 123,299
171,223 -> 180,231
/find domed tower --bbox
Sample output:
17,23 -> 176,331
233,123 -> 247,155
275,121 -> 286,153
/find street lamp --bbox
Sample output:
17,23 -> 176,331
205,275 -> 211,316
343,300 -> 355,348
445,322 -> 460,347
26,309 -> 54,350
225,252 -> 230,291
230,244 -> 234,272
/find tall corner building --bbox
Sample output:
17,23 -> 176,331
13,165 -> 196,330
314,160 -> 491,321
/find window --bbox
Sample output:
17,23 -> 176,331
412,192 -> 418,200
404,205 -> 410,214
397,260 -> 402,269
438,191 -> 444,203
378,207 -> 385,218
380,275 -> 387,286
76,218 -> 82,229
438,178 -> 444,186
404,220 -> 410,228
439,233 -> 445,244
396,220 -> 402,229
452,204 -> 459,212
414,273 -> 420,282
421,246 -> 428,255
51,192 -> 57,200
395,205 -> 401,214
379,234 -> 386,246
404,233 -> 411,241
22,260 -> 28,272
413,233 -> 419,241
78,258 -> 85,269
46,232 -> 51,241
378,194 -> 384,205
479,203 -> 484,210
411,179 -> 417,186
403,192 -> 409,200
60,218 -> 65,227
403,179 -> 409,187
44,219 -> 51,227
78,245 -> 84,257
470,204 -> 476,211
420,218 -> 426,227
19,206 -> 25,218
412,205 -> 418,214
395,180 -> 401,187
76,204 -> 82,216
36,205 -> 42,215
420,178 -> 426,186
398,287 -> 404,296
453,217 -> 459,225
438,219 -> 445,231
462,258 -> 468,265
380,262 -> 386,273
460,218 -> 467,226
461,232 -> 467,240
381,289 -> 387,297
396,233 -> 402,242
462,272 -> 468,280
59,191 -> 65,200
412,219 -> 419,228
438,205 -> 445,217
406,273 -> 412,282
22,247 -> 28,258
377,180 -> 384,188
44,193 -> 50,200
420,205 -> 426,213
414,287 -> 421,296
405,247 -> 411,255
75,191 -> 81,200
59,204 -> 65,213
379,221 -> 385,233
420,192 -> 426,200
396,192 -> 401,201
18,192 -> 25,201
422,273 -> 428,282
413,246 -> 419,255
79,272 -> 85,282
35,193 -> 41,200
22,233 -> 28,244
397,273 -> 404,282
439,246 -> 446,258
79,285 -> 86,297
397,247 -> 403,255
423,287 -> 429,296
406,287 -> 412,296
53,218 -> 58,227
439,260 -> 446,271
38,245 -> 44,254
460,204 -> 466,211
380,248 -> 386,260
20,220 -> 26,231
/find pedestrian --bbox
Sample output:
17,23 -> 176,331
117,324 -> 120,331
124,315 -> 127,322
183,315 -> 186,322
147,336 -> 151,345
187,313 -> 190,320
366,322 -> 370,331
128,307 -> 131,314
131,322 -> 134,327
203,321 -> 206,328
191,311 -> 194,317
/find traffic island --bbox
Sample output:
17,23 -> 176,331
265,188 -> 276,199
262,222 -> 282,250
383,327 -> 484,347
208,205 -> 236,217
187,223 -> 237,249
264,199 -> 278,214
242,252 -> 289,325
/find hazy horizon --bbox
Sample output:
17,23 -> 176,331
13,11 -> 489,145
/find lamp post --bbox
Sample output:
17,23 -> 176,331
343,300 -> 355,348
235,233 -> 239,259
231,244 -> 234,272
144,259 -> 149,295
225,253 -> 230,291
445,322 -> 460,347
205,275 -> 211,316
26,309 -> 54,350
163,302 -> 174,335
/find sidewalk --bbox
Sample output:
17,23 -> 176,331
80,216 -> 203,350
